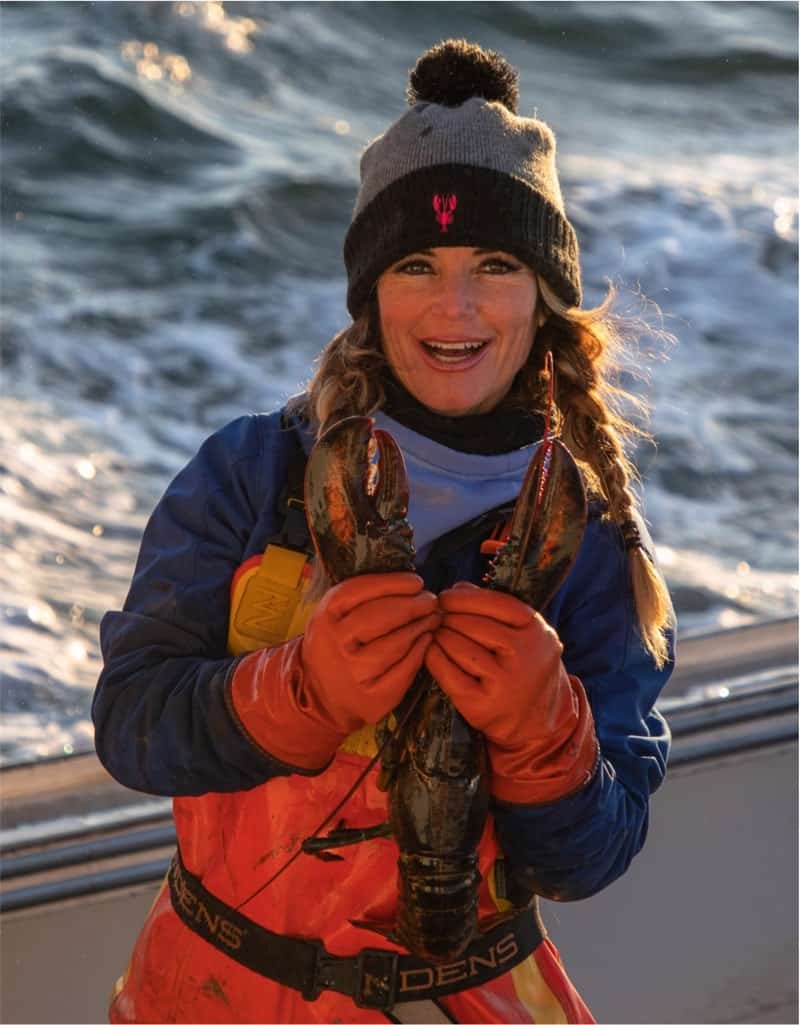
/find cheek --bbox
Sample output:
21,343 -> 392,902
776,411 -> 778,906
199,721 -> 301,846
378,307 -> 414,375
377,285 -> 429,370
377,285 -> 405,340
501,310 -> 537,372
489,279 -> 538,362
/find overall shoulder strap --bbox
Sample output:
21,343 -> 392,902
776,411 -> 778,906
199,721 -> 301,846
419,501 -> 517,593
276,411 -> 313,554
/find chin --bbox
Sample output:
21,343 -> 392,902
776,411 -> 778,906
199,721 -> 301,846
425,395 -> 491,417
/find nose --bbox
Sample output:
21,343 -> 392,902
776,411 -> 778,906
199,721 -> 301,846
432,269 -> 476,317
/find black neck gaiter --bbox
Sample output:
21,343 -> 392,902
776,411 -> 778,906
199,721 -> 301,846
380,372 -> 544,456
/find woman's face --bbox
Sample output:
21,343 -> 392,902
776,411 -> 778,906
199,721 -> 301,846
377,247 -> 539,417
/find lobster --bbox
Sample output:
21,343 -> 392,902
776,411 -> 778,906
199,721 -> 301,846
433,193 -> 458,233
303,413 -> 587,964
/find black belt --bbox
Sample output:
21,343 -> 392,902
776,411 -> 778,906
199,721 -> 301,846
168,854 -> 545,1012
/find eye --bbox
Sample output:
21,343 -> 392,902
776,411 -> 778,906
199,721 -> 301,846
392,257 -> 434,275
479,255 -> 522,274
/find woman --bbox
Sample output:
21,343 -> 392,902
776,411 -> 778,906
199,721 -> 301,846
94,39 -> 674,1024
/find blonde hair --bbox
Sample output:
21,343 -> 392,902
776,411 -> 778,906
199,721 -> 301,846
302,280 -> 674,669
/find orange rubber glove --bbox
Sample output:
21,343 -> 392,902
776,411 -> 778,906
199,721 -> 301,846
228,572 -> 440,771
424,582 -> 598,804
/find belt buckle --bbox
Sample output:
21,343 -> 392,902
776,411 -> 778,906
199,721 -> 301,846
354,948 -> 399,1011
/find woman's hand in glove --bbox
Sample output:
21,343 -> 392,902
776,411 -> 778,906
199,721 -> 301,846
301,572 -> 440,730
228,573 -> 439,771
424,581 -> 598,803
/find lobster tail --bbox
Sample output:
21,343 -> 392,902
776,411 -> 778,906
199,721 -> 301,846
396,852 -> 481,962
388,679 -> 490,962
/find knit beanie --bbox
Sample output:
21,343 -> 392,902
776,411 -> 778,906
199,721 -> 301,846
344,39 -> 581,318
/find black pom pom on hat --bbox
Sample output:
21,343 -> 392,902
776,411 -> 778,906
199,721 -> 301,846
407,38 -> 520,113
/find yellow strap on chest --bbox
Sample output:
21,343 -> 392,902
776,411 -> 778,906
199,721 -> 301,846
227,544 -> 378,757
228,545 -> 316,656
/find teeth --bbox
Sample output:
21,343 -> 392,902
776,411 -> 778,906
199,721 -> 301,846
426,341 -> 484,352
423,341 -> 486,360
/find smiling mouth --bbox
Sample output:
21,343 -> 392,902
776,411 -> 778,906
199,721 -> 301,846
421,340 -> 489,363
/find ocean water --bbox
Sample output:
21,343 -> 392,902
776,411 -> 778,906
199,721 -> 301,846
1,1 -> 797,765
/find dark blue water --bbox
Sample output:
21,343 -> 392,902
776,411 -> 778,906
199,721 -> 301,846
1,1 -> 797,763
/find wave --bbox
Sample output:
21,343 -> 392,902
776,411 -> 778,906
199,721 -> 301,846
3,47 -> 239,182
0,0 -> 796,765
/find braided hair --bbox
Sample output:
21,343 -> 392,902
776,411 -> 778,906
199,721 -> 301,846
529,279 -> 674,668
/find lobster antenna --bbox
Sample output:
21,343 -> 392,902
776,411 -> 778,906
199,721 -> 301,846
530,350 -> 558,526
234,680 -> 429,912
542,349 -> 555,442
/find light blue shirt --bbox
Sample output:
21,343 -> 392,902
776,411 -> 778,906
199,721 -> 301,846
374,412 -> 539,561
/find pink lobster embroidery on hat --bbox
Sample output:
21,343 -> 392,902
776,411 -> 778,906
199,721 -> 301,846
433,194 -> 457,233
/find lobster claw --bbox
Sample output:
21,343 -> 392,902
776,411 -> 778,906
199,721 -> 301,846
486,438 -> 588,610
304,416 -> 416,584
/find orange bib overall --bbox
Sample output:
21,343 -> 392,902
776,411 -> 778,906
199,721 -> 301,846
109,545 -> 593,1024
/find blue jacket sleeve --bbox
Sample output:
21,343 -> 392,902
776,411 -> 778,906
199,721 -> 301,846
92,413 -> 298,796
492,513 -> 673,901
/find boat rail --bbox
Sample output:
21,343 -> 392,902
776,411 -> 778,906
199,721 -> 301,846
1,617 -> 796,914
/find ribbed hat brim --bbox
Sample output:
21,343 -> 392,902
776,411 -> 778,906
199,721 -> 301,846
344,164 -> 581,318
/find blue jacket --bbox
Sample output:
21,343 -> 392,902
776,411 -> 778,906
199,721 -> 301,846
93,409 -> 673,902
